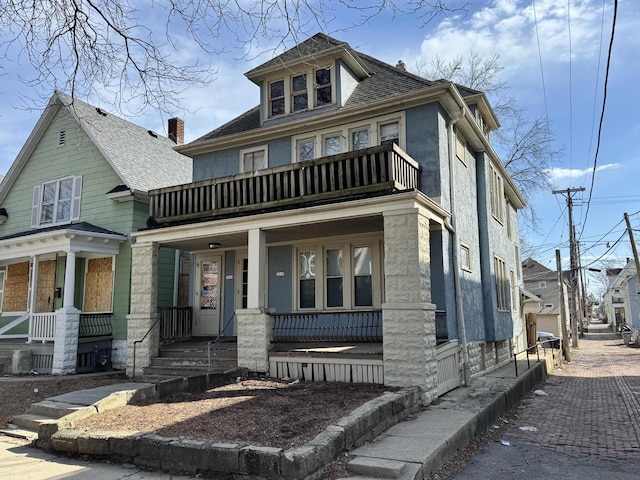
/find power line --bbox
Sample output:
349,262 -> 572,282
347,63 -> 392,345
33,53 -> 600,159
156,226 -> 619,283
531,0 -> 550,127
579,0 -> 618,238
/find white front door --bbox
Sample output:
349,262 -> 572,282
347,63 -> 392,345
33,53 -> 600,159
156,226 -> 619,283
193,254 -> 222,336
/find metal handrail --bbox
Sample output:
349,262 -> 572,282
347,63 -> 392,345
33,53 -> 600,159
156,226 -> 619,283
512,338 -> 561,376
207,313 -> 236,373
132,314 -> 161,382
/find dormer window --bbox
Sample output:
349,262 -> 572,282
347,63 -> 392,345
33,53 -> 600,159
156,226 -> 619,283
267,66 -> 334,118
314,67 -> 332,106
292,74 -> 308,112
269,80 -> 285,117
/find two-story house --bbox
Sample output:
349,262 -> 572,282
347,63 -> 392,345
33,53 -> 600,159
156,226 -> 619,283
127,33 -> 525,401
604,260 -> 640,331
0,91 -> 192,374
522,257 -> 570,340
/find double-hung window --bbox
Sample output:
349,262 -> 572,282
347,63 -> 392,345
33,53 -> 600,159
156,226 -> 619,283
269,80 -> 285,117
494,255 -> 509,311
297,242 -> 377,310
240,147 -> 268,173
351,128 -> 369,150
291,74 -> 308,112
490,167 -> 504,222
32,176 -> 82,228
315,67 -> 332,107
297,138 -> 315,162
323,134 -> 342,156
379,122 -> 399,145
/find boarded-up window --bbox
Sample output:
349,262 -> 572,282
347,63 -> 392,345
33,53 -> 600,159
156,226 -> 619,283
3,262 -> 30,312
35,260 -> 56,313
83,257 -> 113,312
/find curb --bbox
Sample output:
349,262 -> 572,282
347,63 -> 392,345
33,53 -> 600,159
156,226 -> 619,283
47,377 -> 422,479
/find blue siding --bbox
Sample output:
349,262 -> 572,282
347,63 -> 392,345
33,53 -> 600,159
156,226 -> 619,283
268,245 -> 292,313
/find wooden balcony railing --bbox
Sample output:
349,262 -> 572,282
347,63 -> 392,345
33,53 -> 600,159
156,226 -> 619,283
149,143 -> 421,225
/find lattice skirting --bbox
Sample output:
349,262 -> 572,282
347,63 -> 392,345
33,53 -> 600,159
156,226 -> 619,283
269,356 -> 384,384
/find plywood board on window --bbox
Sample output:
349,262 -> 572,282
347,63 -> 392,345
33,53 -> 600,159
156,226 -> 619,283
4,262 -> 30,312
84,257 -> 113,312
35,260 -> 56,313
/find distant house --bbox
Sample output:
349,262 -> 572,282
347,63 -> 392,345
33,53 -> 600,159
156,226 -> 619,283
127,33 -> 525,401
0,91 -> 192,374
522,258 -> 570,340
603,260 -> 640,331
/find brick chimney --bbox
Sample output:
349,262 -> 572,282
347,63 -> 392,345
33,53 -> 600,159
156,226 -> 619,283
168,117 -> 184,145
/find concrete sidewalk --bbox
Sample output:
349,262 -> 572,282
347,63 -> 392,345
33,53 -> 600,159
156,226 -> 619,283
344,357 -> 547,479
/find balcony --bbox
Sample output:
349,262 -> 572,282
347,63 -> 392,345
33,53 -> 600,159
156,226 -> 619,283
149,143 -> 421,226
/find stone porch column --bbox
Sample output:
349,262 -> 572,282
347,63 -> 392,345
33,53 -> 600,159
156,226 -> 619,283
382,208 -> 438,402
126,242 -> 159,377
237,228 -> 272,373
52,250 -> 80,374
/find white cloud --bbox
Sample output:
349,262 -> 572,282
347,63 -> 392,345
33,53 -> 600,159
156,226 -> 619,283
544,162 -> 620,181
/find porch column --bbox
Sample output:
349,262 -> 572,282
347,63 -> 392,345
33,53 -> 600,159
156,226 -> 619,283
52,250 -> 80,374
126,242 -> 160,378
382,208 -> 438,402
237,228 -> 272,373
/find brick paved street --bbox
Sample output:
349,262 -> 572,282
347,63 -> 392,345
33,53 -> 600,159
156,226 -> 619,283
506,322 -> 640,461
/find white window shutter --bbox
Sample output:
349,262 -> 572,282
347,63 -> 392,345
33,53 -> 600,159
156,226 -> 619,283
31,185 -> 41,227
71,176 -> 82,221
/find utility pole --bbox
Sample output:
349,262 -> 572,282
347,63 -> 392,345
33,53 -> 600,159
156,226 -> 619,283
624,213 -> 640,279
556,249 -> 569,363
553,187 -> 585,348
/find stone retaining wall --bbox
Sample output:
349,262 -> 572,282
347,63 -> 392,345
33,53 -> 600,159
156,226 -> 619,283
47,377 -> 421,479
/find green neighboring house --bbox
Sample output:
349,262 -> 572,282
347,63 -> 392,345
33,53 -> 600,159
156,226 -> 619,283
0,91 -> 192,374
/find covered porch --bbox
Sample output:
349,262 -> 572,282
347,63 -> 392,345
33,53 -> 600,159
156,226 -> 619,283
0,223 -> 126,373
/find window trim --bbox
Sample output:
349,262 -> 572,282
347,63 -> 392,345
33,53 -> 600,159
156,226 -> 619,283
494,255 -> 509,312
294,238 -> 382,311
538,281 -> 547,289
266,66 -> 335,119
490,166 -> 504,224
460,242 -> 472,272
456,131 -> 467,166
291,112 -> 405,163
239,145 -> 268,173
31,175 -> 82,229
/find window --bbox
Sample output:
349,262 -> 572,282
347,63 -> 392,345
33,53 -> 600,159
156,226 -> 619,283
544,303 -> 554,308
515,245 -> 521,279
538,281 -> 547,288
299,250 -> 316,309
240,147 -> 267,173
323,134 -> 342,156
490,167 -> 504,222
58,130 -> 66,146
269,80 -> 285,117
326,249 -> 343,307
511,269 -> 517,313
291,74 -> 308,112
379,122 -> 399,145
2,262 -> 30,312
494,255 -> 509,311
506,202 -> 512,239
31,176 -> 82,228
353,246 -> 373,306
456,133 -> 466,165
83,257 -> 114,312
296,241 -> 379,310
351,128 -> 369,150
297,138 -> 315,162
460,243 -> 471,271
315,67 -> 332,106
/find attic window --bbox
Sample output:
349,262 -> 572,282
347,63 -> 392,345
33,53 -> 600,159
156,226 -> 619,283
58,130 -> 66,146
291,74 -> 308,112
269,80 -> 285,117
314,67 -> 332,107
544,303 -> 554,308
538,281 -> 547,288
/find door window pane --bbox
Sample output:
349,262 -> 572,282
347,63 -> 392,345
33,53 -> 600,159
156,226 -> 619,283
326,249 -> 343,307
200,260 -> 219,310
354,247 -> 373,306
299,251 -> 316,309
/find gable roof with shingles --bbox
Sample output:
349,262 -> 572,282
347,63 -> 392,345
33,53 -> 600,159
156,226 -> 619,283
187,35 -> 472,147
0,91 -> 192,202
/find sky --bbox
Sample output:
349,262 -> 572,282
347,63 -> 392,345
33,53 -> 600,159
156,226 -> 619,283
0,0 -> 637,296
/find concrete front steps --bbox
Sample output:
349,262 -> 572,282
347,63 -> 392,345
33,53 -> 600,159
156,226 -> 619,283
142,344 -> 238,377
1,399 -> 88,441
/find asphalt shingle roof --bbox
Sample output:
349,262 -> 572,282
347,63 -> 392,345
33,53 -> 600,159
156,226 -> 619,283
189,34 -> 476,147
0,221 -> 125,241
57,92 -> 192,192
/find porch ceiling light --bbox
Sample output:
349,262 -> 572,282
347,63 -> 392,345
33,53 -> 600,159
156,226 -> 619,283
209,242 -> 221,249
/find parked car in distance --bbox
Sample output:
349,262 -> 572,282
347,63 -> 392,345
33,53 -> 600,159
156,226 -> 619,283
537,331 -> 561,349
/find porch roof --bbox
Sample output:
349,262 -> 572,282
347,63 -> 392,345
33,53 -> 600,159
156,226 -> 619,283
133,190 -> 450,252
0,222 -> 127,261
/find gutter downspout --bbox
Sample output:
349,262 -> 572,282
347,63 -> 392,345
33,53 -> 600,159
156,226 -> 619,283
446,107 -> 471,387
